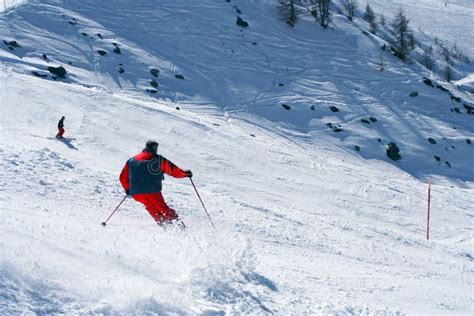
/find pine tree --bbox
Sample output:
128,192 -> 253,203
279,0 -> 298,26
364,4 -> 377,34
321,0 -> 331,28
391,8 -> 412,60
310,0 -> 331,28
380,13 -> 385,26
452,42 -> 470,64
408,32 -> 416,49
442,47 -> 450,64
342,0 -> 357,21
444,64 -> 453,82
442,48 -> 454,82
422,45 -> 434,71
364,4 -> 372,21
370,19 -> 378,34
377,52 -> 386,72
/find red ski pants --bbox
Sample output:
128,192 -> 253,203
132,192 -> 178,223
56,127 -> 65,138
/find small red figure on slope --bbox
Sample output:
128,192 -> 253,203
56,116 -> 65,138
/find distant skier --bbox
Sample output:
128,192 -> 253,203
119,140 -> 192,227
56,116 -> 65,138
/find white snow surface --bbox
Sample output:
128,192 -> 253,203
0,0 -> 27,13
1,0 -> 473,314
368,0 -> 474,58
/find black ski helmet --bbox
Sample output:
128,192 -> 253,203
145,140 -> 159,154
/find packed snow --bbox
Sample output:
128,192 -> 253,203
368,0 -> 474,57
1,0 -> 473,314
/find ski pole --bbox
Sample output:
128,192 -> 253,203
190,178 -> 216,230
427,179 -> 431,240
101,195 -> 128,227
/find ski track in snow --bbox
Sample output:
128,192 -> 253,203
1,71 -> 472,314
1,0 -> 473,314
1,0 -> 473,181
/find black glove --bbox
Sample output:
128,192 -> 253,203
185,170 -> 193,178
125,189 -> 130,195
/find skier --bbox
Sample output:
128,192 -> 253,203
119,140 -> 192,228
56,116 -> 65,138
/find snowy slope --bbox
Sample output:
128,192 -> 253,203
1,0 -> 27,13
368,0 -> 474,58
2,0 -> 473,181
2,68 -> 473,314
1,0 -> 474,314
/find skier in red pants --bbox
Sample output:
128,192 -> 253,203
56,116 -> 65,138
119,140 -> 192,227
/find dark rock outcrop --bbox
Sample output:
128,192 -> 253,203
386,142 -> 401,161
150,68 -> 160,77
236,16 -> 249,28
47,66 -> 67,78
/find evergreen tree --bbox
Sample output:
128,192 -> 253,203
377,52 -> 386,72
342,0 -> 357,21
310,0 -> 331,28
452,42 -> 470,64
408,32 -> 416,49
422,45 -> 434,71
279,0 -> 298,26
370,19 -> 378,34
444,64 -> 453,82
364,4 -> 377,34
391,8 -> 412,60
364,3 -> 372,21
442,48 -> 454,82
442,47 -> 451,64
380,13 -> 385,26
